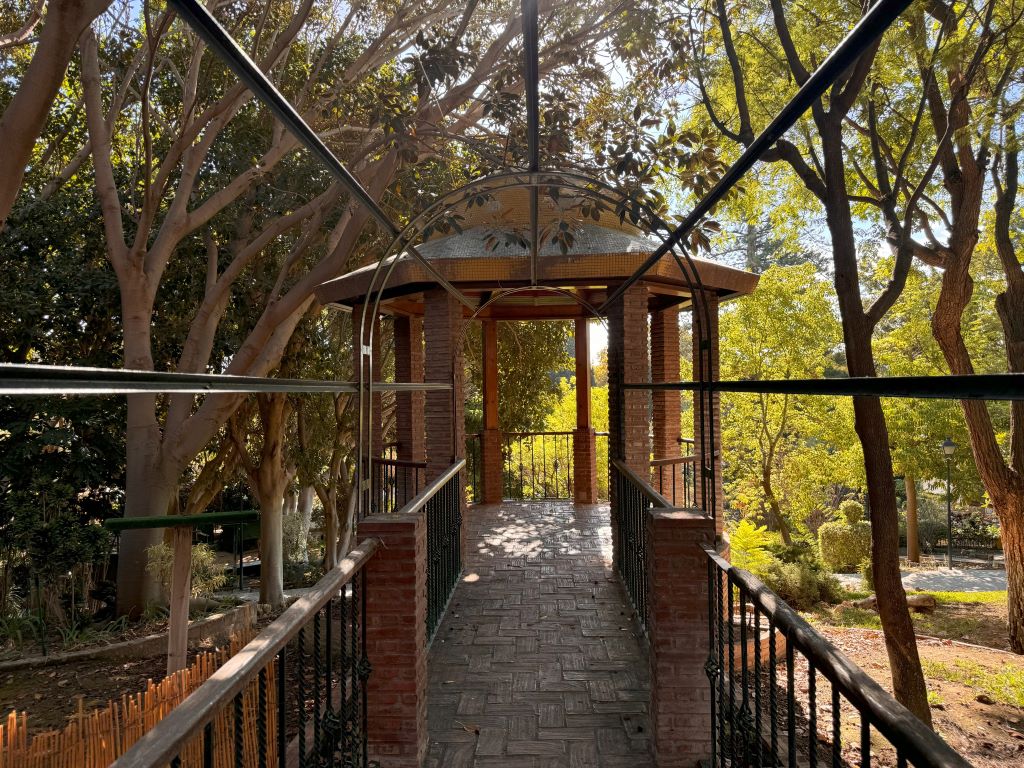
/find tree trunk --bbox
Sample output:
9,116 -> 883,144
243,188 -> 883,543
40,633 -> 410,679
906,474 -> 920,564
258,489 -> 285,610
297,485 -> 314,565
1001,501 -> 1024,654
0,0 -> 109,230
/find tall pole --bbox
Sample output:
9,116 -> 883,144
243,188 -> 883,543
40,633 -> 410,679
946,457 -> 953,569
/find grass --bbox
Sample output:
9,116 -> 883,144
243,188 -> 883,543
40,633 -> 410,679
925,590 -> 1007,605
922,659 -> 1024,708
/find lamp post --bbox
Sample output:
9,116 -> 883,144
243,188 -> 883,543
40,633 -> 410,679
942,437 -> 956,568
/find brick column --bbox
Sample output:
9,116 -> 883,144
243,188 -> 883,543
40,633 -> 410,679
423,289 -> 465,480
395,315 -> 425,505
352,305 -> 384,456
647,509 -> 715,765
692,292 -> 723,532
361,513 -> 427,767
481,320 -> 503,504
651,307 -> 681,504
573,318 -> 597,504
608,284 -> 650,566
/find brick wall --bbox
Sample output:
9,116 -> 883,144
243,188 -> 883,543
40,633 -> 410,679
646,509 -> 715,765
394,314 -> 425,465
481,428 -> 503,503
572,428 -> 597,504
651,307 -> 681,504
361,514 -> 427,767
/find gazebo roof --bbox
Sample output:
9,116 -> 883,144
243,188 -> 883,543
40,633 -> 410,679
314,189 -> 758,319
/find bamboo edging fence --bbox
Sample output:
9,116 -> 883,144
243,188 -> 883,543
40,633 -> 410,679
0,630 -> 278,768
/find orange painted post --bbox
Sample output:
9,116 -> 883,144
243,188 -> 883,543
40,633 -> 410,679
573,319 -> 597,503
481,320 -> 503,504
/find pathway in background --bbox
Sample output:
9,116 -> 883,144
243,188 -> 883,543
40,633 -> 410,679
426,501 -> 652,768
836,568 -> 1007,592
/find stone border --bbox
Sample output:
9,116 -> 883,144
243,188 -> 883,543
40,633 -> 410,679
0,603 -> 256,673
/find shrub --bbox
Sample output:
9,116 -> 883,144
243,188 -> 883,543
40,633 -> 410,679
146,542 -> 227,599
758,559 -> 844,610
818,505 -> 872,572
859,558 -> 874,591
728,519 -> 777,572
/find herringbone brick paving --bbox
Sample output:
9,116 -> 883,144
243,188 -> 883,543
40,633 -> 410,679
426,502 -> 653,767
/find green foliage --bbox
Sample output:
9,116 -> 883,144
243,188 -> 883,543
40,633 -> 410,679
146,543 -> 228,599
544,373 -> 610,499
921,660 -> 1024,708
818,515 -> 872,573
839,500 -> 864,525
728,519 -> 777,572
859,558 -> 874,592
757,559 -> 843,611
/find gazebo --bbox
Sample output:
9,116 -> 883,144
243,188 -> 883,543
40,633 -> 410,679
315,188 -> 757,524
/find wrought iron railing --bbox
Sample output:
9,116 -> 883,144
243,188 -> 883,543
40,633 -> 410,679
610,459 -> 673,639
370,456 -> 426,514
110,541 -> 379,768
396,459 -> 465,642
650,455 -> 696,507
503,431 -> 574,500
703,547 -> 970,768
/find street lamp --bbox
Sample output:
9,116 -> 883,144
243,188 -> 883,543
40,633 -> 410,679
942,437 -> 956,568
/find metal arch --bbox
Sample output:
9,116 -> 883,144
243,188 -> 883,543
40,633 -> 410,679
356,171 -> 721,520
522,0 -> 541,286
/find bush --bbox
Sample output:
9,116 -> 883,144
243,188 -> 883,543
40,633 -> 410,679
859,558 -> 874,592
146,542 -> 227,599
759,559 -> 844,610
819,505 -> 872,572
728,519 -> 777,572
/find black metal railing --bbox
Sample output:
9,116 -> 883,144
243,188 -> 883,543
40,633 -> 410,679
703,547 -> 970,768
611,459 -> 674,639
396,459 -> 465,642
650,455 -> 696,507
110,541 -> 379,768
370,456 -> 426,514
503,431 -> 574,500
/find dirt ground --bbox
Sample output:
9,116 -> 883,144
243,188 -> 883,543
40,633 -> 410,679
816,626 -> 1024,766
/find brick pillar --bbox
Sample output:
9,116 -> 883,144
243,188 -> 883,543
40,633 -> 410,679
481,320 -> 503,504
395,315 -> 425,505
608,284 -> 650,566
361,513 -> 427,767
651,308 -> 681,504
353,305 -> 384,456
423,289 -> 465,480
647,509 -> 715,765
573,318 -> 597,504
692,293 -> 723,532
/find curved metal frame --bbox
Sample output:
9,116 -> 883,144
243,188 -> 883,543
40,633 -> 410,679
354,170 -> 718,521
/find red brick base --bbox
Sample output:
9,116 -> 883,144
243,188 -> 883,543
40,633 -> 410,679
647,509 -> 715,766
572,428 -> 597,504
360,514 -> 427,767
481,428 -> 503,504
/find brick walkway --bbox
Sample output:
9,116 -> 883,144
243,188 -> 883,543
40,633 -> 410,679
426,501 -> 653,767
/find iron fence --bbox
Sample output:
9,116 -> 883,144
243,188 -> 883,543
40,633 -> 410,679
397,459 -> 465,642
610,459 -> 673,640
503,431 -> 574,500
370,456 -> 426,514
703,547 -> 970,768
110,541 -> 379,768
650,455 -> 696,508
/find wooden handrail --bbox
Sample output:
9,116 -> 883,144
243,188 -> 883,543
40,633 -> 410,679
649,455 -> 696,467
611,459 -> 673,509
394,459 -> 466,517
109,540 -> 380,768
703,547 -> 971,768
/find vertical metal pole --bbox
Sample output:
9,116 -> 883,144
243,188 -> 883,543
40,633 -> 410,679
946,458 -> 953,568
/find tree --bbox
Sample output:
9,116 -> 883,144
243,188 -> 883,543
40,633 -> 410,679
719,264 -> 860,543
685,0 -> 932,721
